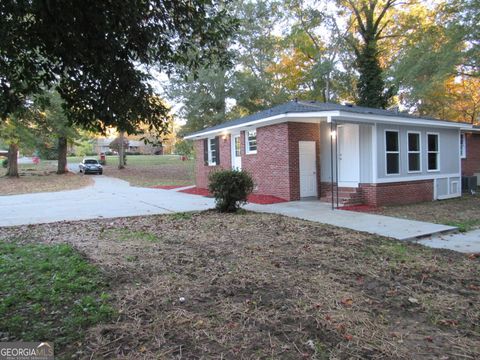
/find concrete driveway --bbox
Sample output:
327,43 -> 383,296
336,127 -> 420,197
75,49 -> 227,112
1,174 -> 478,253
0,176 -> 214,227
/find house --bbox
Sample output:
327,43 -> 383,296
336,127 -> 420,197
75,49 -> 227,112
461,126 -> 480,178
184,100 -> 470,207
92,138 -> 163,155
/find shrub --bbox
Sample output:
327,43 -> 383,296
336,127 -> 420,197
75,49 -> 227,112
208,169 -> 254,212
2,159 -> 7,168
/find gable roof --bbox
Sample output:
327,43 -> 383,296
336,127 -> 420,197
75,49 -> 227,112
184,100 -> 469,139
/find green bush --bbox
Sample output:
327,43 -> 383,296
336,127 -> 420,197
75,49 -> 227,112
208,169 -> 254,212
2,159 -> 7,168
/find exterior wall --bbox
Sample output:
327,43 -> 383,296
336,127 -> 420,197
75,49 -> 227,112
241,123 -> 291,200
375,124 -> 460,181
359,124 -> 373,183
194,135 -> 232,189
287,122 -> 321,200
360,180 -> 434,207
462,132 -> 480,176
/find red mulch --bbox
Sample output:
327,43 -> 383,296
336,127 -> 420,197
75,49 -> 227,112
180,187 -> 212,196
151,185 -> 190,190
339,204 -> 378,212
179,187 -> 288,205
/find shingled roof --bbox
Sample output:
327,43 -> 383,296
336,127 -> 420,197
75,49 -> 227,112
185,100 -> 465,138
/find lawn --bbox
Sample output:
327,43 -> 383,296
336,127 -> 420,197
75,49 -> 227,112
0,241 -> 114,357
0,212 -> 478,358
1,161 -> 92,195
376,193 -> 480,232
68,154 -> 195,188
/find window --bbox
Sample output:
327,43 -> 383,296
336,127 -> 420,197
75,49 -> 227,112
203,137 -> 219,166
234,136 -> 241,157
385,130 -> 399,175
407,132 -> 421,172
460,133 -> 466,159
427,133 -> 439,171
208,138 -> 217,165
246,130 -> 257,154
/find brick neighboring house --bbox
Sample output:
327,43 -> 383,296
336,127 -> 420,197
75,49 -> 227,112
185,101 -> 471,207
461,126 -> 480,178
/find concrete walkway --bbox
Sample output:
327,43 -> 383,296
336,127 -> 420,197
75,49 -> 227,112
0,176 -> 214,227
2,176 -> 478,253
416,230 -> 480,253
245,200 -> 457,241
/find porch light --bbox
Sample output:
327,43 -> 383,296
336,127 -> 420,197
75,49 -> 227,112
330,130 -> 337,139
221,131 -> 229,140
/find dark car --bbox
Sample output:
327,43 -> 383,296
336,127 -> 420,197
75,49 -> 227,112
79,158 -> 103,175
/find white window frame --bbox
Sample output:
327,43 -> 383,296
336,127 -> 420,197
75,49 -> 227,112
245,129 -> 257,154
208,137 -> 217,166
427,132 -> 440,172
385,129 -> 400,175
460,133 -> 466,159
407,131 -> 422,173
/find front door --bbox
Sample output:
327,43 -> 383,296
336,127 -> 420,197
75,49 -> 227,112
338,124 -> 360,187
231,134 -> 242,170
299,141 -> 318,197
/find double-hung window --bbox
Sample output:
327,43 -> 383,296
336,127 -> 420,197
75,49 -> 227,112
385,130 -> 399,175
407,132 -> 421,172
245,130 -> 257,154
203,137 -> 220,166
427,133 -> 439,171
460,133 -> 466,159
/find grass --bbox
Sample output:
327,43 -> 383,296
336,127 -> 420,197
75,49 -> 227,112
376,193 -> 480,231
0,241 -> 114,355
1,161 -> 92,195
68,154 -> 195,187
1,211 -> 478,359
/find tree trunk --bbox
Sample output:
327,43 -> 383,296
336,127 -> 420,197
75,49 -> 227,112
118,131 -> 125,169
57,136 -> 68,174
6,143 -> 19,177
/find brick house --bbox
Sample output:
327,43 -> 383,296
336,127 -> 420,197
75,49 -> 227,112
461,126 -> 480,178
184,101 -> 470,207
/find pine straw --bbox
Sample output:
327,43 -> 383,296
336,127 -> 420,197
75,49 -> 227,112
1,212 -> 479,359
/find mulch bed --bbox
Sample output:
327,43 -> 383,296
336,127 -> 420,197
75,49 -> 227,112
150,185 -> 191,190
180,187 -> 288,205
340,204 -> 378,212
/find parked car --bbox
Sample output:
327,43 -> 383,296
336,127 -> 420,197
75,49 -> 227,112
79,158 -> 103,175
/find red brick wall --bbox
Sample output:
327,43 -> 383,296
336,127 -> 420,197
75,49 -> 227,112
241,123 -> 291,200
462,133 -> 480,176
287,122 -> 321,200
194,122 -> 322,200
194,136 -> 232,189
359,180 -> 434,207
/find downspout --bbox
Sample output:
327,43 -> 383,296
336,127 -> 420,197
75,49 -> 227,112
335,121 -> 339,208
329,116 -> 334,210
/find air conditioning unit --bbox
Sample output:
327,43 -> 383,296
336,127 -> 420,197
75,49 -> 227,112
462,176 -> 477,194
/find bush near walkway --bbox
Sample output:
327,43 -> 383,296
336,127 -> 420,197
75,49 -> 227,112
0,212 -> 478,359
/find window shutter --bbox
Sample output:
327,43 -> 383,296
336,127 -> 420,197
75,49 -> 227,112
203,139 -> 208,165
215,136 -> 220,165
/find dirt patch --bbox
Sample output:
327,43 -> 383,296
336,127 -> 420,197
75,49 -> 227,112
0,171 -> 92,195
1,212 -> 478,359
375,194 -> 480,231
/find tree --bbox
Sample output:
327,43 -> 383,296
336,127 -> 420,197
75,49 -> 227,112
339,0 -> 403,108
1,1 -> 234,142
34,91 -> 80,174
0,108 -> 40,177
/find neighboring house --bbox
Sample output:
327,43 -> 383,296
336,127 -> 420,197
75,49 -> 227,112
184,100 -> 470,207
0,149 -> 7,157
92,138 -> 163,155
461,126 -> 480,178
